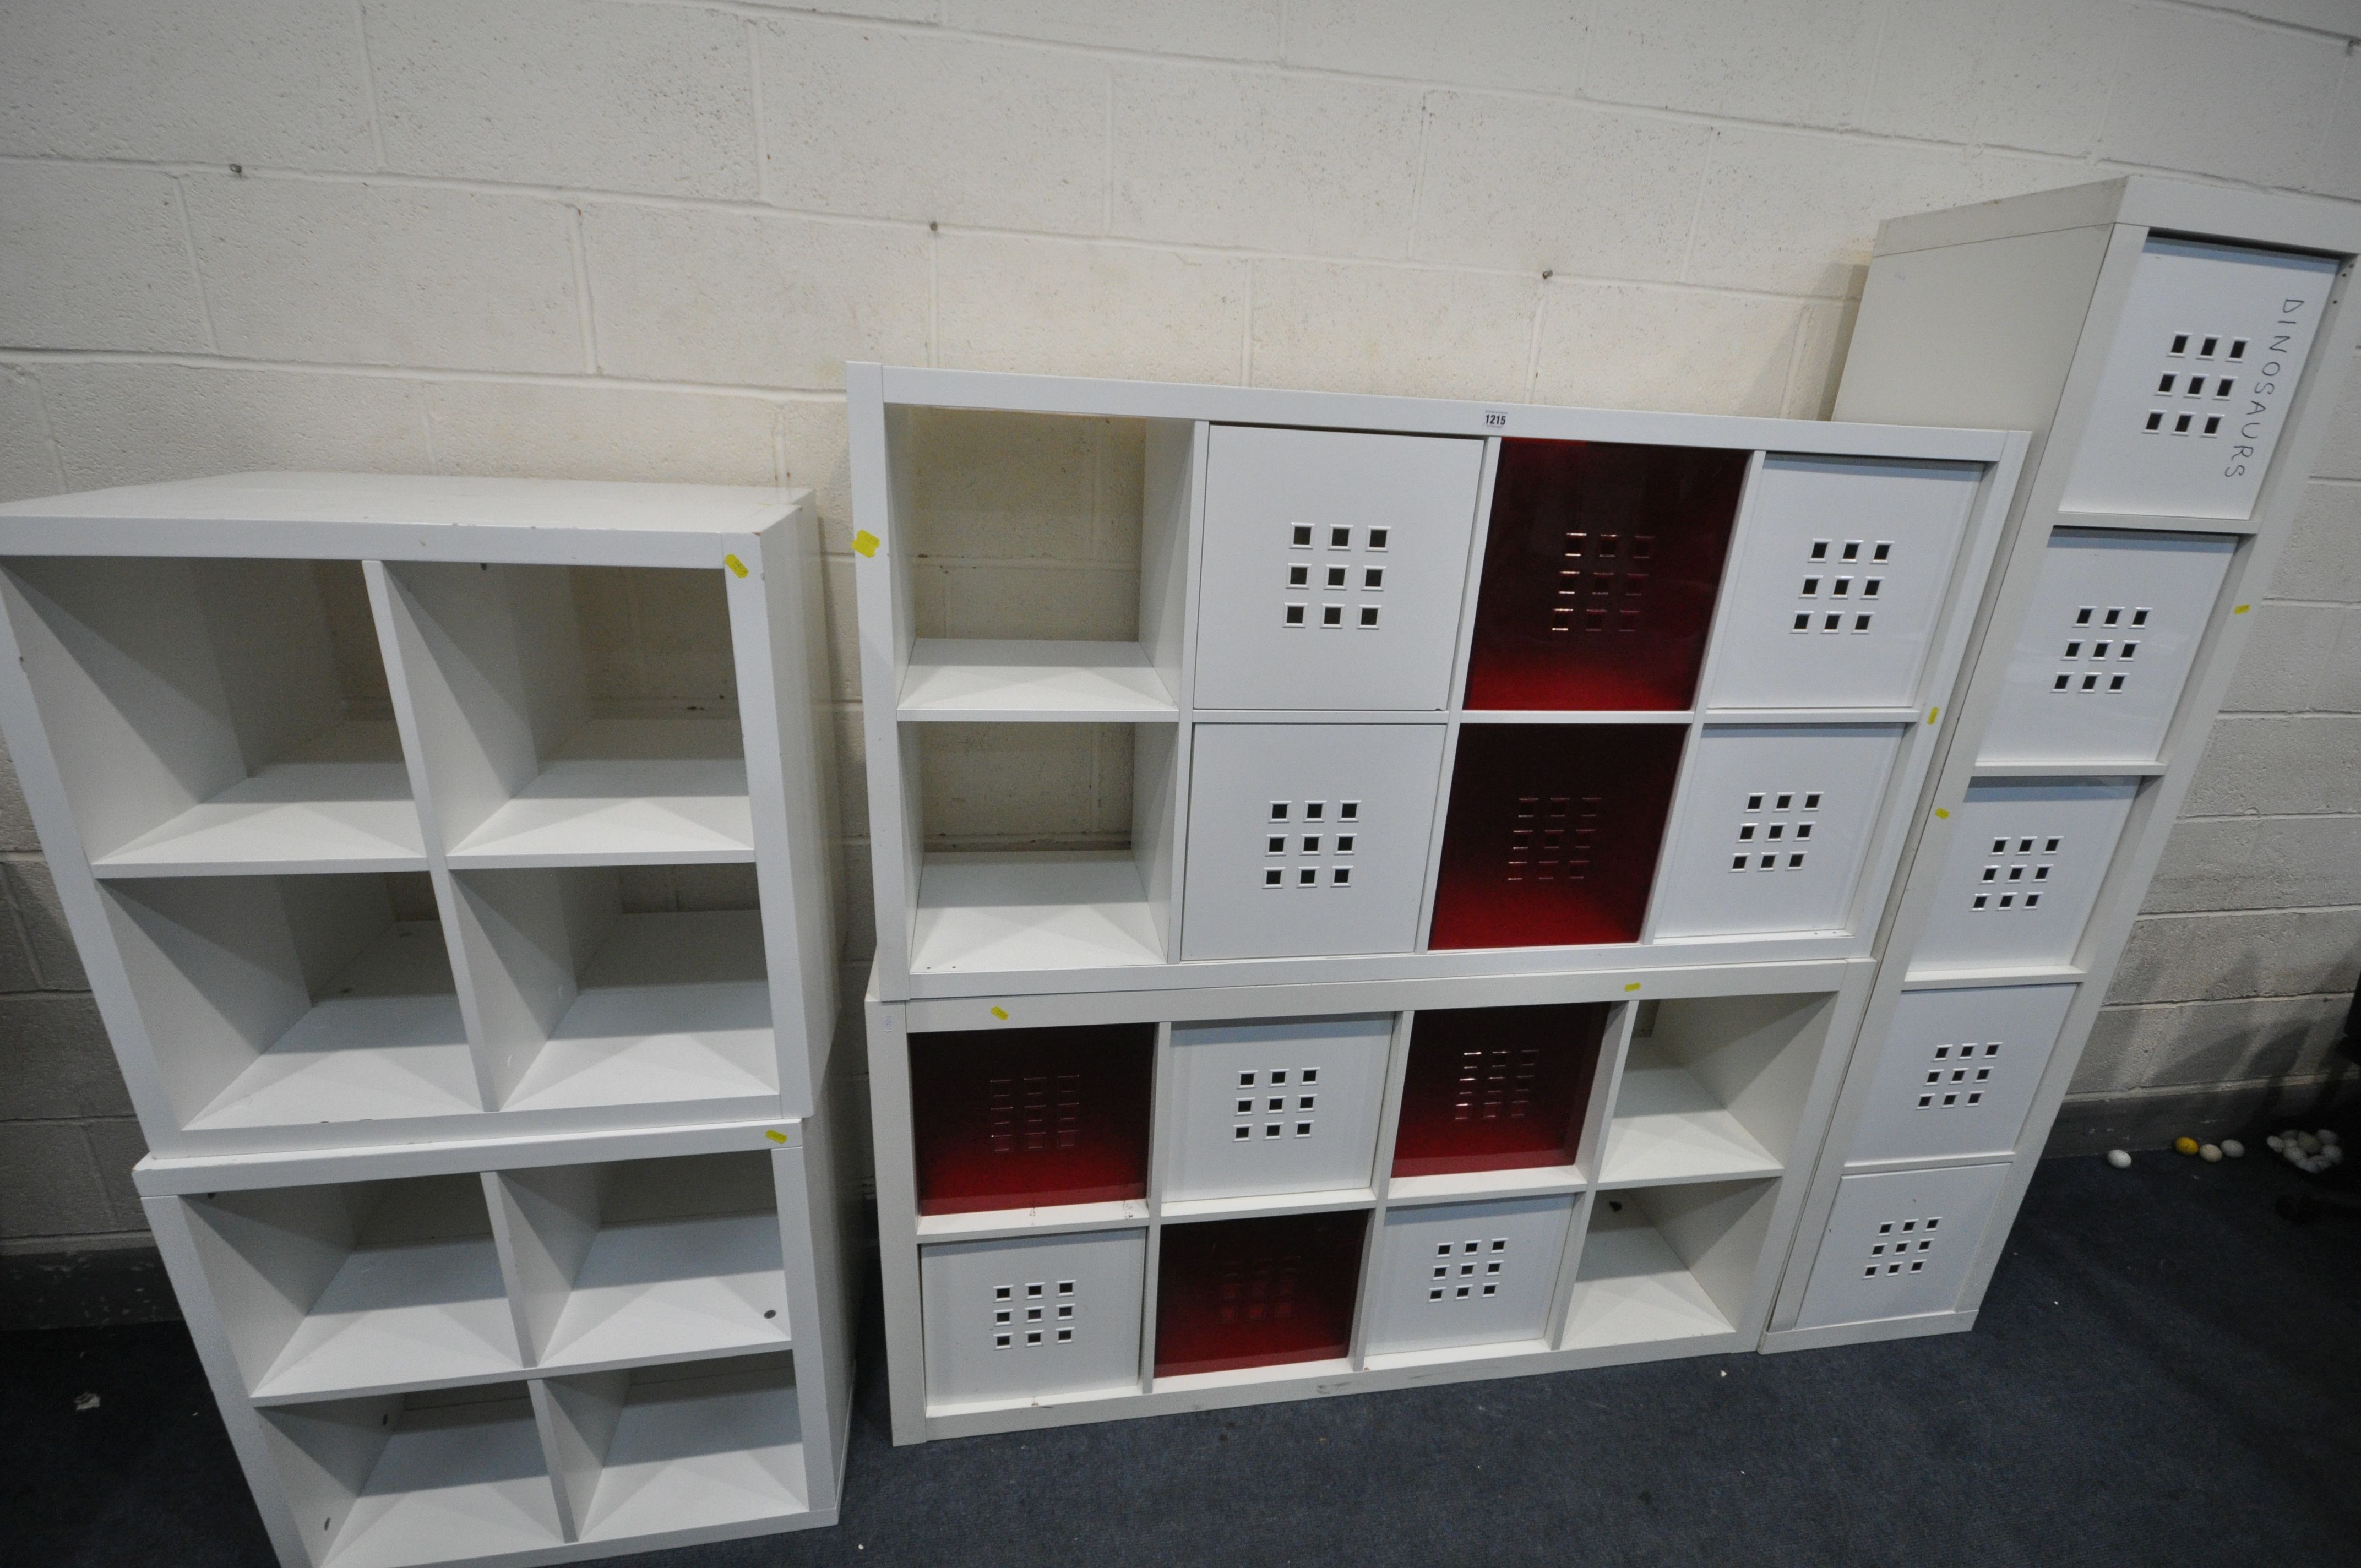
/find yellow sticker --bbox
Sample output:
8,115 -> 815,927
989,1005 -> 1009,1021
2233,603 -> 2250,614
853,530 -> 881,558
1934,807 -> 1950,820
765,1129 -> 787,1145
724,553 -> 749,579
1926,705 -> 1940,725
1624,982 -> 1642,993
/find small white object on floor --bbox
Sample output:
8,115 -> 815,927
2327,1144 -> 2346,1165
2107,1148 -> 2132,1169
2267,1134 -> 2285,1152
73,1392 -> 99,1412
2299,1132 -> 2322,1155
2320,1129 -> 2341,1147
2200,1143 -> 2222,1162
2220,1139 -> 2245,1158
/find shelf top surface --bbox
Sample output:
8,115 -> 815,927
863,365 -> 2022,462
1870,175 -> 2361,260
0,472 -> 809,554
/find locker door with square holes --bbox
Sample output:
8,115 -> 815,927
1163,1015 -> 1394,1203
1793,1163 -> 2010,1331
920,1230 -> 1147,1406
1193,426 -> 1484,711
1650,724 -> 1907,940
2058,237 -> 2341,521
1364,1195 -> 1576,1357
1847,984 -> 2076,1164
1912,779 -> 2137,972
1978,530 -> 2235,766
1703,456 -> 1983,711
1180,723 -> 1447,960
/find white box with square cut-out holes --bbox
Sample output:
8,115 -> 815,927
1651,724 -> 1907,939
1847,984 -> 2075,1164
1978,530 -> 2235,766
1912,779 -> 2136,972
920,1229 -> 1145,1407
1793,1162 -> 2009,1330
2058,237 -> 2341,521
1703,456 -> 1982,711
1163,1015 -> 1392,1203
1364,1195 -> 1575,1357
1192,425 -> 1484,711
1179,723 -> 1446,960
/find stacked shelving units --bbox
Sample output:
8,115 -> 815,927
0,474 -> 855,1564
850,364 -> 2030,1440
1762,178 -> 2361,1352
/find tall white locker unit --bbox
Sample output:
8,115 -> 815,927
0,475 -> 857,1563
1765,178 -> 2361,1353
848,365 -> 2029,1441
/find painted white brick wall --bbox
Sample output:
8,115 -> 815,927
0,0 -> 2355,1247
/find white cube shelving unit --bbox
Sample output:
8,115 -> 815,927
0,474 -> 841,1153
866,959 -> 1869,1442
140,1117 -> 855,1565
850,366 -> 2029,1003
1764,178 -> 2361,1353
0,473 -> 856,1566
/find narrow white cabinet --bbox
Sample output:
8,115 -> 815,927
0,474 -> 841,1151
1768,178 -> 2361,1354
140,1117 -> 856,1566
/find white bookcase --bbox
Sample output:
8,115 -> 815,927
850,365 -> 2028,1003
1763,177 -> 2361,1353
0,473 -> 855,1565
0,473 -> 841,1152
846,366 -> 2032,1440
140,1117 -> 854,1565
867,957 -> 1869,1442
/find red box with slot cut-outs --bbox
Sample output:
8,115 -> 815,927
1428,723 -> 1684,949
909,1024 -> 1154,1216
1154,1211 -> 1367,1378
1391,1002 -> 1607,1177
1464,440 -> 1747,711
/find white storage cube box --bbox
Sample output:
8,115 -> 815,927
918,1229 -> 1147,1408
1161,1015 -> 1392,1204
1977,530 -> 2236,766
2058,237 -> 2340,520
1363,1195 -> 1575,1357
0,475 -> 841,1151
1649,725 -> 1908,940
1193,426 -> 1484,711
1791,1163 -> 2010,1331
1911,780 -> 2137,973
1846,986 -> 2076,1166
140,1117 -> 855,1565
1179,723 -> 1447,960
1701,456 -> 1983,711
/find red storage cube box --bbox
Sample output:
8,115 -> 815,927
1463,440 -> 1747,712
1428,723 -> 1684,949
1391,1002 -> 1607,1178
1153,1211 -> 1367,1378
909,1024 -> 1154,1216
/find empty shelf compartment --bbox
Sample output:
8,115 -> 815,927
1562,1180 -> 1776,1351
378,562 -> 755,867
453,864 -> 778,1115
542,1353 -> 806,1543
104,872 -> 478,1135
0,556 -> 423,874
497,1150 -> 790,1372
1600,994 -> 1837,1186
260,1382 -> 559,1568
182,1173 -> 520,1403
